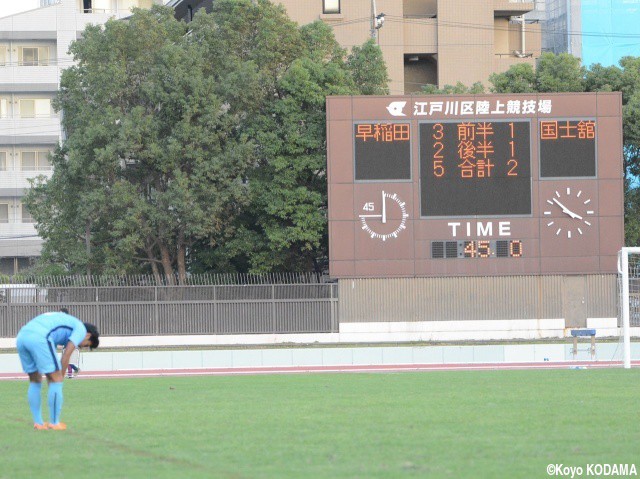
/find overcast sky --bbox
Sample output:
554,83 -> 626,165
0,0 -> 39,18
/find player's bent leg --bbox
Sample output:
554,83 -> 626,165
45,371 -> 65,429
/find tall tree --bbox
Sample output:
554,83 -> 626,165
26,1 -> 391,277
489,63 -> 536,93
26,6 -> 254,282
535,52 -> 585,92
191,18 -> 390,274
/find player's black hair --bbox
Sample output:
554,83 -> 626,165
83,322 -> 100,350
60,307 -> 69,314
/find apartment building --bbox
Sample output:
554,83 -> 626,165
545,0 -> 640,67
0,0 -> 161,275
169,0 -> 542,94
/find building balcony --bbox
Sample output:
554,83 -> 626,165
0,223 -> 42,257
494,53 -> 536,74
0,118 -> 61,144
403,16 -> 437,55
0,65 -> 59,91
0,169 -> 53,191
494,0 -> 535,16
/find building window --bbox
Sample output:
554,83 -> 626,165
0,152 -> 6,171
83,0 -> 111,13
0,204 -> 8,223
323,0 -> 340,14
18,47 -> 50,66
21,204 -> 34,224
0,47 -> 6,66
19,99 -> 52,118
0,98 -> 8,118
120,0 -> 139,13
20,151 -> 52,171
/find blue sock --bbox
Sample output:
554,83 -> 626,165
48,382 -> 64,425
28,382 -> 43,425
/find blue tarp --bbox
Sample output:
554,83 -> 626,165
581,0 -> 640,67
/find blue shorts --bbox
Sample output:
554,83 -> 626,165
16,331 -> 61,375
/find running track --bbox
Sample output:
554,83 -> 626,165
1,360 -> 638,380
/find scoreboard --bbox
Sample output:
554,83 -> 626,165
327,93 -> 623,277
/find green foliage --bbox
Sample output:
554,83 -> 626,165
234,23 -> 389,273
26,6 -> 254,281
535,53 -> 585,92
27,1 -> 390,276
347,39 -> 390,95
489,63 -> 536,93
421,81 -> 485,95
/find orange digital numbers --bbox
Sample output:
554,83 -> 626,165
464,241 -> 477,258
433,160 -> 445,177
432,123 -> 444,140
510,240 -> 523,258
477,241 -> 491,258
431,240 -> 524,259
433,130 -> 445,176
433,142 -> 445,158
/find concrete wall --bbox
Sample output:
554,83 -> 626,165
2,341 -> 639,376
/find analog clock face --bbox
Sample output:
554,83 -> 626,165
543,187 -> 595,239
358,191 -> 409,241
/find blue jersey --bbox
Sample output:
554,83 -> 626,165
19,312 -> 87,348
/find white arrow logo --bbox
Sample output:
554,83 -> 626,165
386,101 -> 407,117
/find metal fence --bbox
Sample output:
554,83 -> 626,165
0,281 -> 339,337
339,275 -> 618,324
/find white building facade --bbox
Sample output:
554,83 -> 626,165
0,0 -> 160,274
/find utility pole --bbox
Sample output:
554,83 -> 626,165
370,0 -> 385,41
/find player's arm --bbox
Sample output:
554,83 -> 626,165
60,341 -> 76,376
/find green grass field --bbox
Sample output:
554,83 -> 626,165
1,369 -> 639,479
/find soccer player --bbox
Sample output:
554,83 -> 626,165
15,311 -> 100,430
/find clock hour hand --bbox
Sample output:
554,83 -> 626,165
381,191 -> 386,224
552,198 -> 583,220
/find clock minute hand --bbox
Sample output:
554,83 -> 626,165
552,198 -> 583,220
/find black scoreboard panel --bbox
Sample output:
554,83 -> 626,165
354,122 -> 411,180
539,120 -> 597,177
420,121 -> 531,216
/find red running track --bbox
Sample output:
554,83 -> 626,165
1,360 -> 638,380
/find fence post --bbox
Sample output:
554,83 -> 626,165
213,285 -> 218,334
271,284 -> 276,333
154,286 -> 159,335
331,284 -> 338,333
